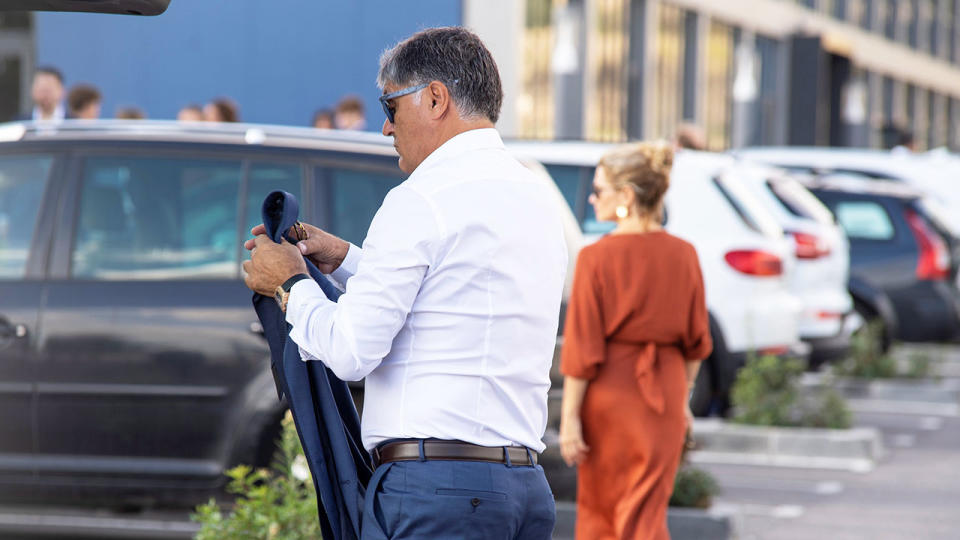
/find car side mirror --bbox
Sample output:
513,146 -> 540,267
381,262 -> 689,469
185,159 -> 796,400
1,0 -> 170,15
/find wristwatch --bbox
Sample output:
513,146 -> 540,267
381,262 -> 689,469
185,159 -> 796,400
275,273 -> 310,312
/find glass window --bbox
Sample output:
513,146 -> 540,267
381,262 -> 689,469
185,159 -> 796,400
72,156 -> 242,279
767,178 -> 837,225
835,201 -> 895,240
0,154 -> 53,278
244,162 -> 303,237
544,164 -> 585,220
325,167 -> 405,247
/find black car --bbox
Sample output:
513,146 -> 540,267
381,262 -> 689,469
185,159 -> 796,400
801,175 -> 960,345
0,120 -> 416,507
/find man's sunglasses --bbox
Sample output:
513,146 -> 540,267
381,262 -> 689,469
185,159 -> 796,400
379,83 -> 429,124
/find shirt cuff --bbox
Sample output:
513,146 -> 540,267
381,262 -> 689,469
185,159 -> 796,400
330,242 -> 362,287
285,278 -> 333,362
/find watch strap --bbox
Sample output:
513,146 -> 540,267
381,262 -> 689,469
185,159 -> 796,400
281,273 -> 311,293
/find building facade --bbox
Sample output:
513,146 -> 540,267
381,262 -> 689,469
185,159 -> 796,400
489,0 -> 960,151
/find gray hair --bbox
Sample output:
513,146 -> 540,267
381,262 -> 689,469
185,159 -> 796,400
377,27 -> 503,123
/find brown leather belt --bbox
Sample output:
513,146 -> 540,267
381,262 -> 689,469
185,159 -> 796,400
373,440 -> 538,467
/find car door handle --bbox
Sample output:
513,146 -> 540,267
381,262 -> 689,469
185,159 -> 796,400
0,319 -> 28,348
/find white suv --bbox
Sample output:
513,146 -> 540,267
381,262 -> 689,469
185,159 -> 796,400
727,160 -> 856,367
507,142 -> 803,415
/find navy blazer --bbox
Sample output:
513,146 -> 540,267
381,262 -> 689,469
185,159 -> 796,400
252,190 -> 372,540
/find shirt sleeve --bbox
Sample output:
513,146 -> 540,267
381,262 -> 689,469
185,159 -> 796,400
683,249 -> 713,361
328,242 -> 362,290
560,247 -> 606,380
285,186 -> 440,381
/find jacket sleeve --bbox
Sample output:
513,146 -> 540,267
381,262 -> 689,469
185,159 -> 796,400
560,247 -> 607,380
682,248 -> 713,361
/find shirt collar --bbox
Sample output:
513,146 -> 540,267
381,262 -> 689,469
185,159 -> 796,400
412,128 -> 505,174
32,103 -> 65,122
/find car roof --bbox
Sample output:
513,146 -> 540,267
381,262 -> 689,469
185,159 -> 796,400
735,146 -> 947,180
0,119 -> 399,156
794,172 -> 923,199
505,140 -> 739,172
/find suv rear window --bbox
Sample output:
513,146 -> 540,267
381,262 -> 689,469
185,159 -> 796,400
766,178 -> 836,225
713,173 -> 782,239
834,201 -> 895,240
0,154 -> 53,278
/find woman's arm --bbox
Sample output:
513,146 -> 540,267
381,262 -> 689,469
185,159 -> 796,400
559,375 -> 591,467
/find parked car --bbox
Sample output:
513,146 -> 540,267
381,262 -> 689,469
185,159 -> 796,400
797,173 -> 960,345
728,160 -> 856,367
0,120 -> 582,507
507,142 -> 804,416
737,147 -> 960,272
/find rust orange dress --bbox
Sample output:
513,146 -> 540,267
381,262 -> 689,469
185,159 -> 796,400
561,231 -> 712,540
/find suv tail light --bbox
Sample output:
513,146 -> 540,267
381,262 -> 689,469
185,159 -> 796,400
724,250 -> 783,276
787,230 -> 831,260
905,209 -> 950,281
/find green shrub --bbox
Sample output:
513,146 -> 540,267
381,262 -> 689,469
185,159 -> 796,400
670,466 -> 720,509
192,412 -> 322,540
903,352 -> 933,379
730,354 -> 804,427
834,320 -> 897,378
732,354 -> 851,429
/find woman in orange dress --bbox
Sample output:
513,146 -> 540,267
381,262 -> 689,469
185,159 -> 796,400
559,141 -> 712,540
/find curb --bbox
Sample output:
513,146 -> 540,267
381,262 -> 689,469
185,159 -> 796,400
688,419 -> 884,473
801,374 -> 960,416
553,501 -> 738,540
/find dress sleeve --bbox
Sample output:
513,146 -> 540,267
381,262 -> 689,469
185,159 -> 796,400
560,247 -> 607,380
683,250 -> 713,361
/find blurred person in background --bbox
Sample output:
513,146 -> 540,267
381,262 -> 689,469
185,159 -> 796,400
312,108 -> 334,129
203,97 -> 239,122
674,122 -> 706,151
23,66 -> 66,122
67,84 -> 102,119
177,104 -> 204,122
333,95 -> 365,130
891,128 -> 917,154
115,107 -> 146,120
559,141 -> 711,540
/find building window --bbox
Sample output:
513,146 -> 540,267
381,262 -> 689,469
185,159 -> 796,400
704,20 -> 734,150
652,3 -> 686,140
519,0 -> 555,139
585,0 -> 629,141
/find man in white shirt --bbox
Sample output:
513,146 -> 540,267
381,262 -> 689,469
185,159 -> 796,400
244,27 -> 567,539
26,67 -> 66,122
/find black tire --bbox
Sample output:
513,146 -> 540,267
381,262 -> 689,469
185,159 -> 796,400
854,299 -> 891,354
689,357 -> 714,417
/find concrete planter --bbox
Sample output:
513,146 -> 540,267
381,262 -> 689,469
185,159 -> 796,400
553,501 -> 739,540
688,419 -> 883,473
801,373 -> 960,416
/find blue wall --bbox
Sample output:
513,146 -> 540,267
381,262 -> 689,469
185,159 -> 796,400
36,0 -> 461,127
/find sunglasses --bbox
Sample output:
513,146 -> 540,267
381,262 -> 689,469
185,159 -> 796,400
378,83 -> 429,124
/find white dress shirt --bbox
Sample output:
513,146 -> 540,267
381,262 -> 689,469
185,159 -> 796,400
286,128 -> 568,452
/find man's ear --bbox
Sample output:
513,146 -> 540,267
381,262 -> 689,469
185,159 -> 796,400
427,81 -> 451,119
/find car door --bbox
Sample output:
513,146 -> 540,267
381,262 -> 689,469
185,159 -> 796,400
33,147 -> 303,491
0,150 -> 58,487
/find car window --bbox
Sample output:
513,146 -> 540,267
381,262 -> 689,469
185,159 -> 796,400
245,162 -> 303,237
324,166 -> 405,247
0,154 -> 53,278
543,164 -> 583,218
71,156 -> 243,279
766,178 -> 836,225
834,201 -> 895,241
714,173 -> 783,239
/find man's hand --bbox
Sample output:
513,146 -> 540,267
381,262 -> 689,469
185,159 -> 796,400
243,235 -> 308,296
244,222 -> 350,274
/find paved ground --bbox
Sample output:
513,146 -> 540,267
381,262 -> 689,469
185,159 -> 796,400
4,345 -> 959,540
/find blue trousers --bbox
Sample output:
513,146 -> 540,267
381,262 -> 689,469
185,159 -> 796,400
361,454 -> 556,539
